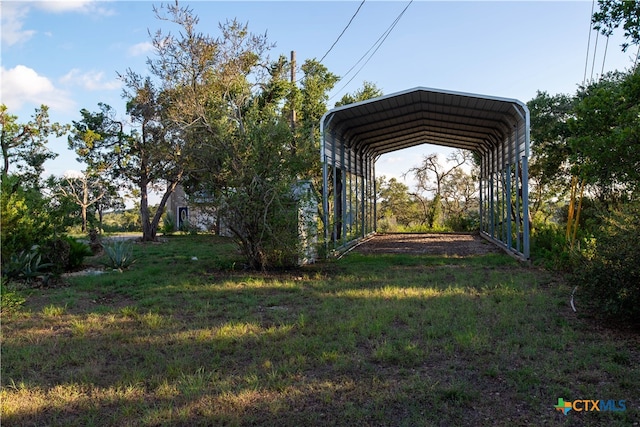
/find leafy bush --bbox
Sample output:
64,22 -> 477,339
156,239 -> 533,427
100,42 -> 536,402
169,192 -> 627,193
65,237 -> 93,270
445,212 -> 480,232
102,240 -> 137,271
40,238 -> 70,274
377,217 -> 396,233
530,222 -> 572,269
40,236 -> 92,273
179,218 -> 199,235
1,176 -> 56,265
572,205 -> 640,322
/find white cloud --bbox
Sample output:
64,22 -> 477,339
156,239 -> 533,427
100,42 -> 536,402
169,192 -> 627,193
128,41 -> 154,57
60,68 -> 121,91
1,3 -> 36,47
0,65 -> 74,111
63,169 -> 84,179
383,156 -> 404,164
1,1 -> 115,48
35,0 -> 115,16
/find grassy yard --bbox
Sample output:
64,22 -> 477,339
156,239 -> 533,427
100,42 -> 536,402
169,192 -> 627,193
2,235 -> 638,426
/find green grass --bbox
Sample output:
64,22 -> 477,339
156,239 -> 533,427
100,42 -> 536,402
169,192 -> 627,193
2,234 -> 638,426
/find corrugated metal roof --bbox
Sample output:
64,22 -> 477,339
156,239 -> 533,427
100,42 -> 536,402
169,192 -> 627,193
321,86 -> 528,162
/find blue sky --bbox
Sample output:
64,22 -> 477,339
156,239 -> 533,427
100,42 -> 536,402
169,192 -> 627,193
1,0 -> 637,190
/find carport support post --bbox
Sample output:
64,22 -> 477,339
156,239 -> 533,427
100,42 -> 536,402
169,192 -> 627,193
479,153 -> 483,234
322,156 -> 329,250
515,159 -> 521,253
320,114 -> 333,252
513,103 -> 531,259
522,155 -> 530,259
340,140 -> 347,245
360,157 -> 366,238
489,151 -> 495,239
371,157 -> 377,233
506,130 -> 513,250
506,165 -> 512,249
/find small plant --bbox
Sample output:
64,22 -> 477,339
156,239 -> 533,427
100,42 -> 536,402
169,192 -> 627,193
2,246 -> 53,282
65,237 -> 93,270
179,218 -> 199,235
161,212 -> 176,236
102,240 -> 137,271
42,304 -> 66,317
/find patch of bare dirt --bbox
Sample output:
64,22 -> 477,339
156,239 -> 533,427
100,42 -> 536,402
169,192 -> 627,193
352,232 -> 502,256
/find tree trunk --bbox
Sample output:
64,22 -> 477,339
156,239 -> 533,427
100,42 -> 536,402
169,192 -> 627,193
140,177 -> 155,242
1,139 -> 9,177
140,174 -> 183,242
81,179 -> 89,232
98,206 -> 104,231
81,206 -> 88,233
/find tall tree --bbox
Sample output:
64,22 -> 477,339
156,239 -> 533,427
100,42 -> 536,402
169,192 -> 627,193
593,0 -> 640,52
527,91 -> 575,221
440,167 -> 478,219
569,70 -> 640,200
122,74 -> 188,241
376,175 -> 419,227
406,150 -> 473,228
1,104 -> 68,188
144,2 -> 329,268
69,76 -> 188,242
57,171 -> 111,232
334,81 -> 383,107
296,59 -> 340,145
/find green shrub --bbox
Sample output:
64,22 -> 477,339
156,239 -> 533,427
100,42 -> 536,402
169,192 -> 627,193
445,212 -> 480,232
2,247 -> 53,282
40,236 -> 92,273
572,205 -> 640,322
161,211 -> 176,235
66,237 -> 92,270
530,222 -> 573,270
41,237 -> 70,274
102,240 -> 137,271
179,218 -> 199,235
0,176 -> 56,265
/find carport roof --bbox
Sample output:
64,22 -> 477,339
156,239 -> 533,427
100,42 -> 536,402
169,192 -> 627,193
321,86 -> 529,160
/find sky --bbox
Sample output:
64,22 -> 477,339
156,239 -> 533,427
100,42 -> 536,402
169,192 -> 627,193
1,0 -> 637,194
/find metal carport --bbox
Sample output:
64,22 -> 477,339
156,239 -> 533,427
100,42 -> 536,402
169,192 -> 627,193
320,86 -> 530,260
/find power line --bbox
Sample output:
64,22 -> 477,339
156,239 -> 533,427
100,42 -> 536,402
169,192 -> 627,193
330,0 -> 413,101
293,0 -> 365,84
318,0 -> 366,64
590,30 -> 600,82
583,0 -> 596,85
600,34 -> 610,78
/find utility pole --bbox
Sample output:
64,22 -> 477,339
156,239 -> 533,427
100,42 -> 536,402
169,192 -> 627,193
290,50 -> 296,130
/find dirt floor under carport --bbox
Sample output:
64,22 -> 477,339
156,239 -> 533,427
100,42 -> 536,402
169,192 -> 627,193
351,232 -> 504,257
